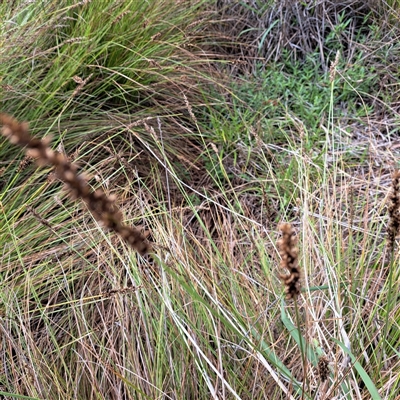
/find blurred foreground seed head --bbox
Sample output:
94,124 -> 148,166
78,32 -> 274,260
0,113 -> 151,255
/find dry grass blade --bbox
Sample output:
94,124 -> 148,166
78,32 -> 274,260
0,113 -> 151,255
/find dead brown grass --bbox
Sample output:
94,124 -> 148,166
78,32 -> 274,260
205,0 -> 388,73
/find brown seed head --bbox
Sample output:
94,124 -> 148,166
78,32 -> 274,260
387,170 -> 400,251
317,356 -> 330,382
277,223 -> 301,299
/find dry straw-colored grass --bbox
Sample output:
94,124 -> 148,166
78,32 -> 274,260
206,0 -> 389,74
2,1 -> 400,398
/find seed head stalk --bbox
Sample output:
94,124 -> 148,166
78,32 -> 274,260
277,223 -> 308,397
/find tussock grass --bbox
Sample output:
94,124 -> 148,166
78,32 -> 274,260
1,0 -> 400,399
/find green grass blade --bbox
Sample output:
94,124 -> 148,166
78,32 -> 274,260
333,339 -> 382,400
0,392 -> 42,400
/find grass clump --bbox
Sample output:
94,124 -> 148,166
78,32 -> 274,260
1,0 -> 400,399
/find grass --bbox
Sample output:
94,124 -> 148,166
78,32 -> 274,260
1,0 -> 400,399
